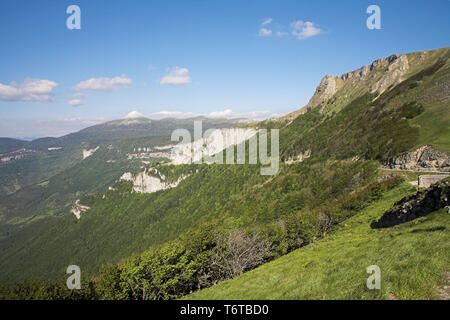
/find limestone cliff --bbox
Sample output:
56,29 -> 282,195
70,199 -> 90,220
120,167 -> 190,194
82,146 -> 99,159
283,52 -> 413,121
171,128 -> 257,164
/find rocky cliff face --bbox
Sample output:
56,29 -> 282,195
385,145 -> 450,172
115,127 -> 256,194
304,74 -> 337,111
338,54 -> 409,92
371,178 -> 449,228
283,53 -> 411,121
368,54 -> 409,93
70,199 -> 90,220
82,146 -> 99,159
171,128 -> 257,164
120,167 -> 190,194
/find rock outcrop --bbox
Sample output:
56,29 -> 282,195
385,145 -> 450,172
71,199 -> 90,220
371,178 -> 449,228
368,54 -> 409,94
304,74 -> 337,110
282,53 -> 410,121
82,146 -> 99,159
116,127 -> 257,194
120,167 -> 190,194
171,128 -> 257,164
284,149 -> 311,164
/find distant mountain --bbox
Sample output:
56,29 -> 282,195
0,138 -> 28,154
28,116 -> 247,150
0,117 -> 246,198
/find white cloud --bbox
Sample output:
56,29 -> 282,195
290,20 -> 322,40
208,109 -> 283,120
68,93 -> 85,106
258,28 -> 272,37
73,75 -> 132,91
153,109 -> 279,120
154,110 -> 197,117
125,110 -> 146,119
208,109 -> 234,118
0,78 -> 58,102
276,31 -> 288,37
69,99 -> 83,106
261,18 -> 272,26
120,109 -> 283,121
169,109 -> 281,120
159,67 -> 191,86
259,18 -> 273,37
121,110 -> 197,120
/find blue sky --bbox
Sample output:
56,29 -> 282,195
0,0 -> 449,138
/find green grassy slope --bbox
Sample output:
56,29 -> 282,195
187,183 -> 449,300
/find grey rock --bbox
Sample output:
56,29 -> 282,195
371,179 -> 450,228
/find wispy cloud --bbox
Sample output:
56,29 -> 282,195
259,28 -> 272,37
259,19 -> 324,40
153,110 -> 197,117
0,78 -> 58,102
208,109 -> 282,120
259,18 -> 273,37
68,93 -> 85,106
261,18 -> 272,26
124,109 -> 283,121
290,20 -> 323,40
68,99 -> 83,106
73,75 -> 132,91
159,67 -> 191,86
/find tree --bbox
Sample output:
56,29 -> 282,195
209,230 -> 270,281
